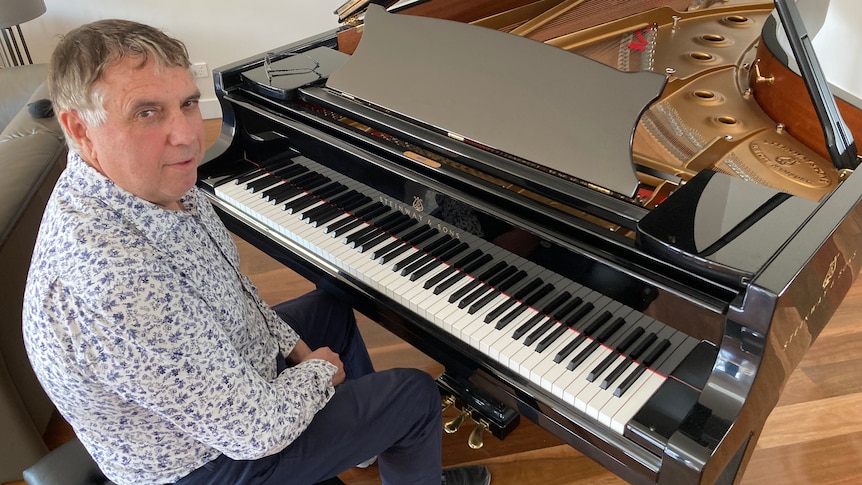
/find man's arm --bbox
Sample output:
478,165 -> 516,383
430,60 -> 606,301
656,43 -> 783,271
287,339 -> 346,386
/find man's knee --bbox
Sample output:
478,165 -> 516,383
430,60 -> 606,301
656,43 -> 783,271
386,368 -> 440,417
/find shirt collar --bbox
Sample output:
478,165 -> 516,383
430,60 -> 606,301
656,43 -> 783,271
65,151 -> 202,240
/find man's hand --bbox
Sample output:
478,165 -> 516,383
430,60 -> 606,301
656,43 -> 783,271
286,340 -> 345,386
304,346 -> 345,386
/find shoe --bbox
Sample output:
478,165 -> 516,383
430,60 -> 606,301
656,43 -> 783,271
441,465 -> 491,485
356,455 -> 377,468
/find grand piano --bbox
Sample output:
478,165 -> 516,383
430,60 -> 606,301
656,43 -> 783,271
197,1 -> 862,483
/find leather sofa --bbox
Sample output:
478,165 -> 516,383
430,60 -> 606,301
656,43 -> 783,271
0,63 -> 67,483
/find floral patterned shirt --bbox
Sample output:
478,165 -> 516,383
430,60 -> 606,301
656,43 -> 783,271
23,152 -> 336,485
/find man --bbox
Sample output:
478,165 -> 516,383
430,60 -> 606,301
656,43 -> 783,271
23,19 -> 490,485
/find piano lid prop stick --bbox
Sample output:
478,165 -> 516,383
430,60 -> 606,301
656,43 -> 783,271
773,0 -> 858,171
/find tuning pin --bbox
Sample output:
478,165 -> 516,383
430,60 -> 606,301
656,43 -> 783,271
444,409 -> 470,434
468,420 -> 489,449
441,395 -> 456,412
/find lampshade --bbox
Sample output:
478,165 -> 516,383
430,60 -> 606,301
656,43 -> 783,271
0,0 -> 46,29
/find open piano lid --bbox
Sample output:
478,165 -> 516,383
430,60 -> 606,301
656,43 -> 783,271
325,4 -> 667,198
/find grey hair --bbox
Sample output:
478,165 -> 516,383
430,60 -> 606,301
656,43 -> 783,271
48,19 -> 191,149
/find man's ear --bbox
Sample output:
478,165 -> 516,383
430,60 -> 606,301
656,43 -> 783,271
58,110 -> 96,160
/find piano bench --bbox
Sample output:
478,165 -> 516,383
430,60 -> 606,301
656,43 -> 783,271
22,437 -> 347,485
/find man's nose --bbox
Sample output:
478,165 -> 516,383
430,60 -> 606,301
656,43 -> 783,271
168,110 -> 199,145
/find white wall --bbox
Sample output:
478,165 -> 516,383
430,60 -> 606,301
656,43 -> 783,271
20,0 -> 347,118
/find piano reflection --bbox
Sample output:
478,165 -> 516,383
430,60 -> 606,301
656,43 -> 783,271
197,1 -> 862,483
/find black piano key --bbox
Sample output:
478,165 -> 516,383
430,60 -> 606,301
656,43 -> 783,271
423,248 -> 480,288
314,197 -> 369,228
270,185 -> 305,205
493,282 -> 554,328
564,300 -> 599,326
436,240 -> 470,262
539,291 -> 572,316
245,173 -> 280,193
379,227 -> 438,265
524,318 -> 559,347
349,226 -> 386,249
408,242 -> 468,281
446,276 -> 484,303
270,163 -> 309,182
553,295 -> 587,321
467,269 -> 527,314
577,308 -> 613,336
448,262 -> 508,304
286,192 -> 327,214
372,225 -> 429,260
539,303 -> 599,353
358,219 -> 419,253
212,164 -> 258,187
602,357 -> 634,390
401,238 -> 461,278
627,332 -> 658,361
584,318 -> 628,381
433,253 -> 493,294
614,364 -> 646,398
245,159 -> 296,189
613,338 -> 671,397
327,190 -> 365,209
485,277 -> 545,324
351,213 -> 410,247
525,296 -> 583,346
393,234 -> 452,272
512,313 -> 548,341
594,316 -> 625,343
259,152 -> 298,168
260,166 -> 309,200
553,303 -> 602,362
327,202 -> 387,235
287,174 -> 332,199
285,182 -> 343,214
346,212 -> 401,247
596,327 -> 644,388
267,158 -> 297,172
302,198 -> 347,224
300,181 -> 348,209
566,340 -> 601,371
642,338 -> 672,367
458,265 -> 518,309
268,173 -> 320,204
331,217 -> 369,238
337,194 -> 373,213
554,333 -> 587,363
323,213 -> 360,236
235,168 -> 267,185
535,324 -> 574,353
425,266 -> 457,289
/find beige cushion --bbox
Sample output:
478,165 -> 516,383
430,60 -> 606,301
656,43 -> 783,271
0,64 -> 50,133
0,81 -> 66,247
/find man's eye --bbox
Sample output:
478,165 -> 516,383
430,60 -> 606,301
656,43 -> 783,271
183,99 -> 200,109
137,109 -> 157,118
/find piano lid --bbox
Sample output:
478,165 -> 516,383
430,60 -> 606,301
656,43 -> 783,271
326,4 -> 667,198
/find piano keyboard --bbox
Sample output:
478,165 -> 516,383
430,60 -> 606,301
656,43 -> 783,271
206,152 -> 699,437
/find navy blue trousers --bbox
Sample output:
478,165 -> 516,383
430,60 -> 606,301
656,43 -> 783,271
175,289 -> 443,484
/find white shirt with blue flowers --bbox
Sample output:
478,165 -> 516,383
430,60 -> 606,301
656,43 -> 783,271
23,152 -> 336,485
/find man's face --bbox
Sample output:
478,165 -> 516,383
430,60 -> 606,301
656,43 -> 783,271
61,55 -> 204,210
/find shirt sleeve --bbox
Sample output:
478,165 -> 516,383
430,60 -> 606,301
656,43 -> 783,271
238,272 -> 303,357
61,271 -> 337,461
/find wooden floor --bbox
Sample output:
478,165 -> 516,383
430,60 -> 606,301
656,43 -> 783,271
6,119 -> 861,485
